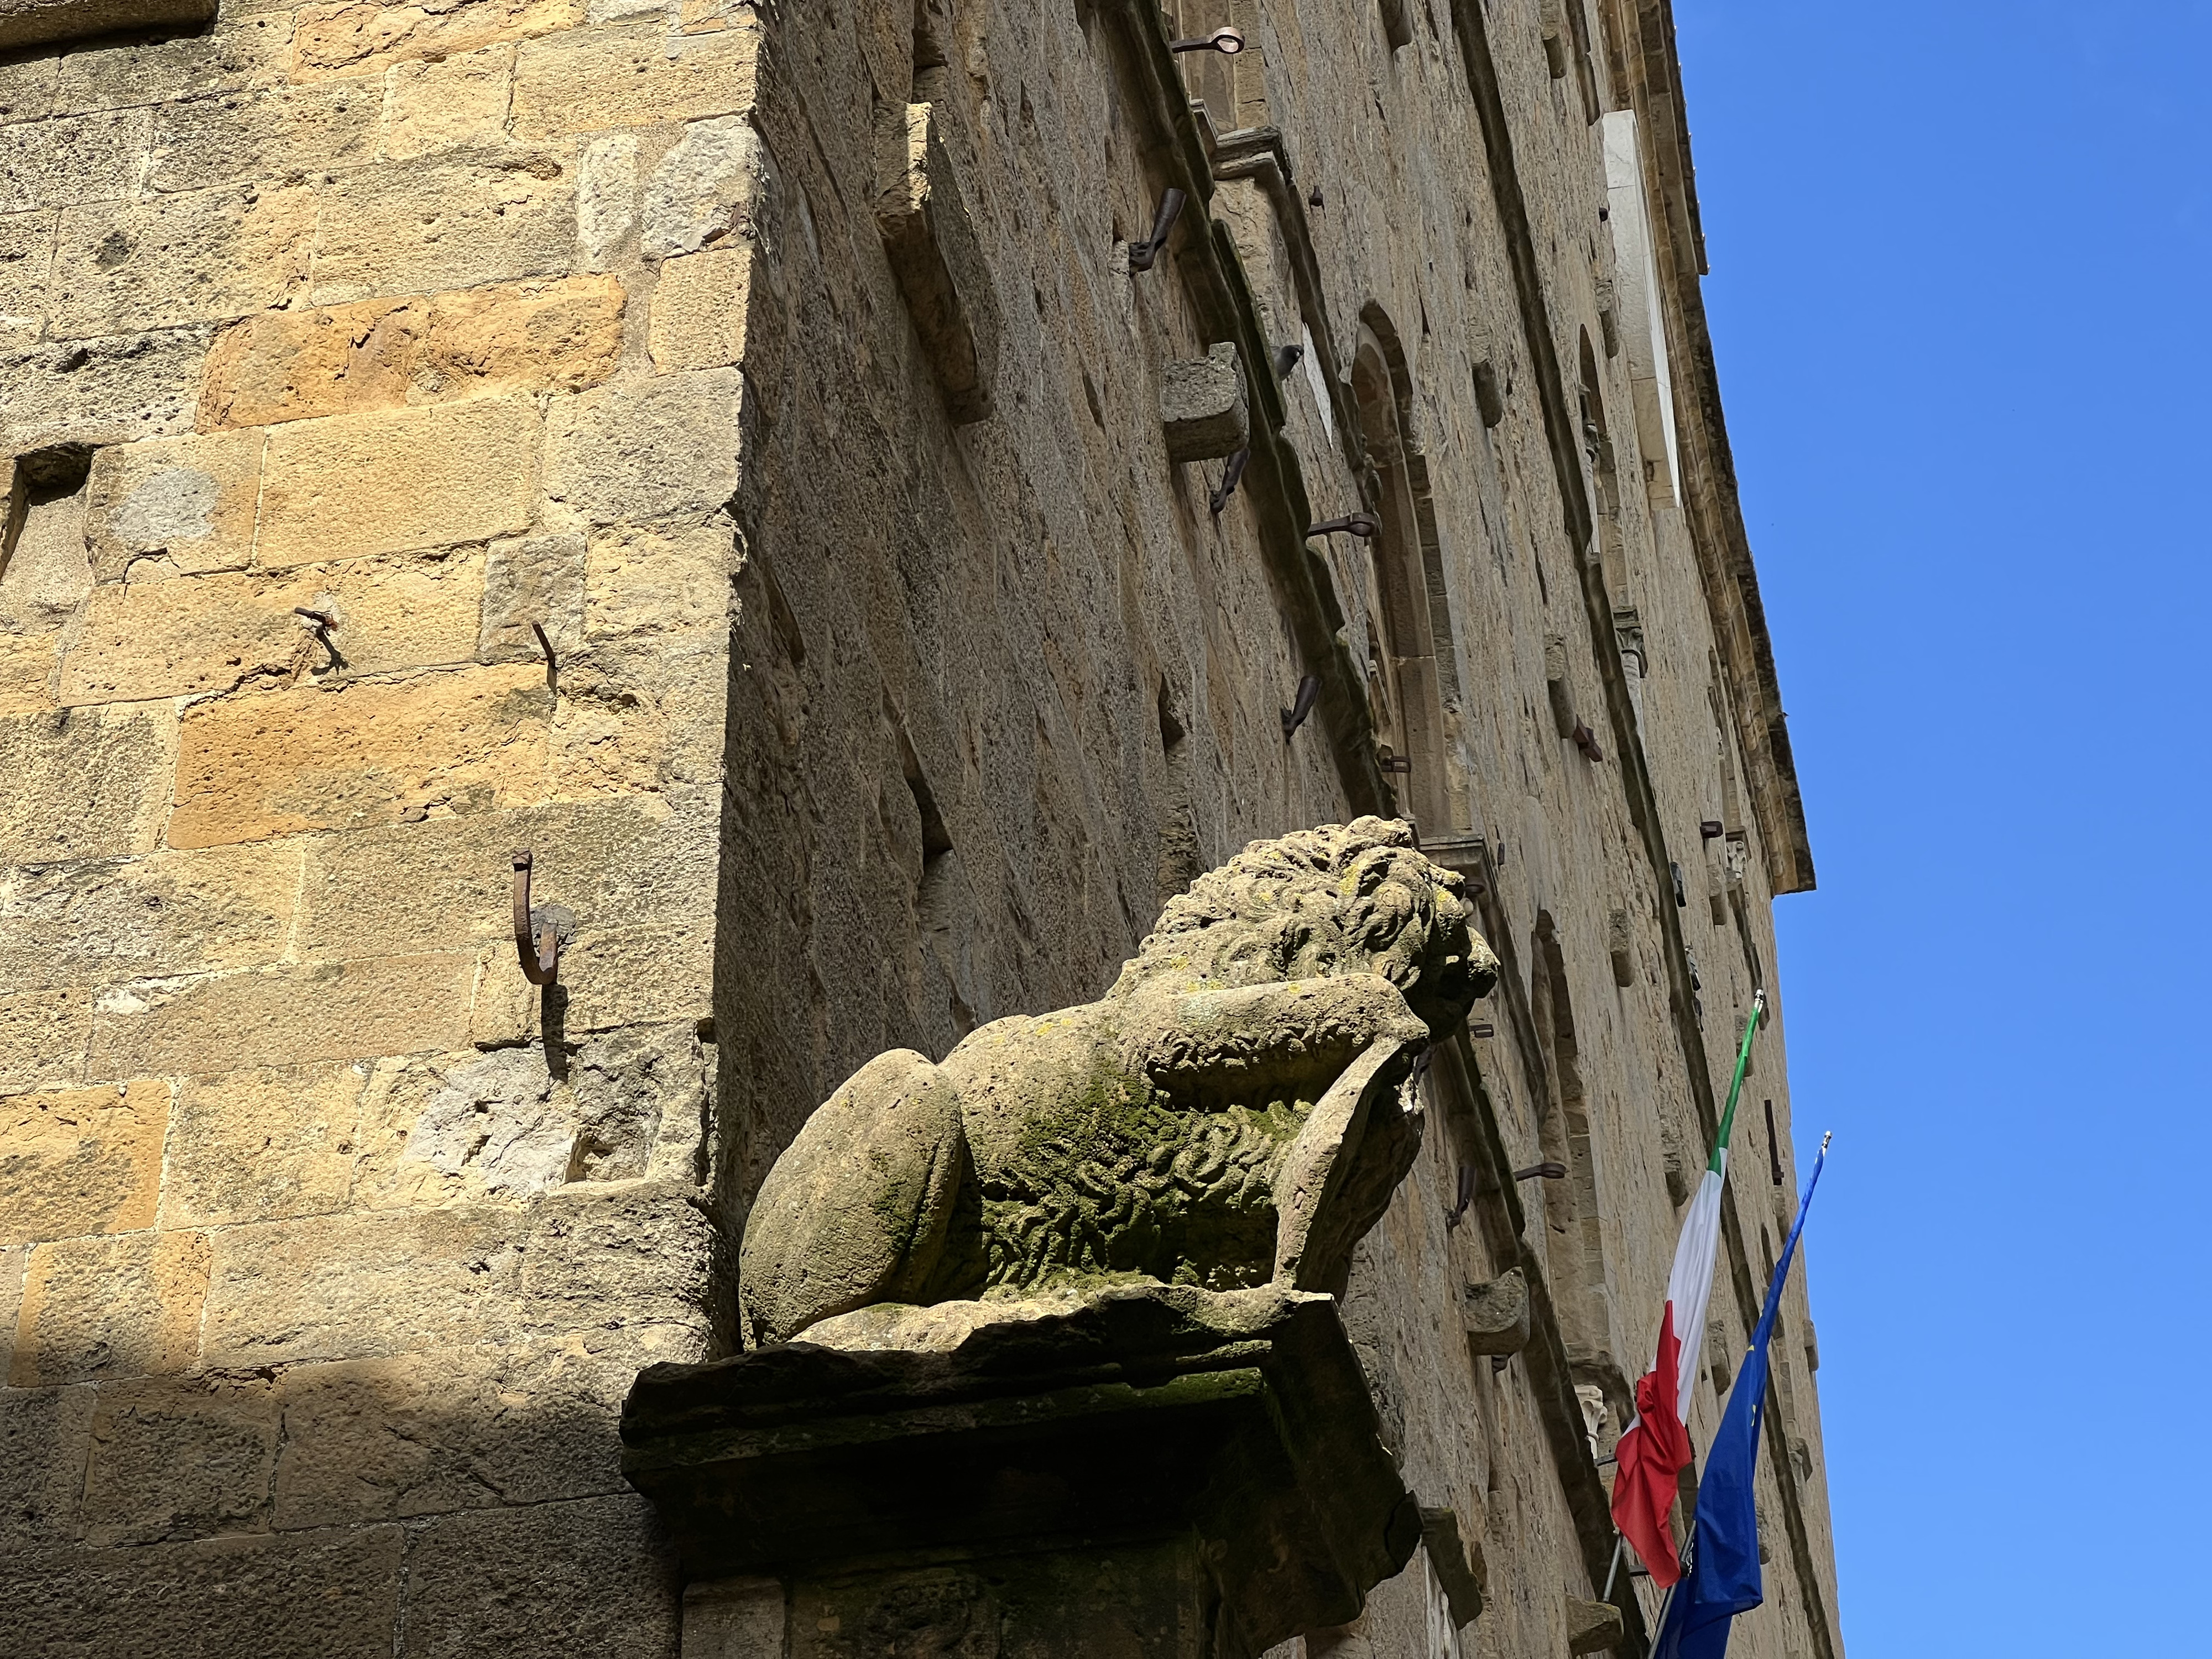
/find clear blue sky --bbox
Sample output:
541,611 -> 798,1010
1672,1 -> 2211,1651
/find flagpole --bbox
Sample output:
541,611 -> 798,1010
1601,1533 -> 1626,1600
1710,988 -> 1765,1169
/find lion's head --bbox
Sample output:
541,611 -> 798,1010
1123,817 -> 1499,1036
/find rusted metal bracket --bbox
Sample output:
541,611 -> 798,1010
1280,672 -> 1321,740
1126,186 -> 1186,273
1169,25 -> 1244,54
511,850 -> 561,986
1306,513 -> 1377,540
1512,1161 -> 1568,1182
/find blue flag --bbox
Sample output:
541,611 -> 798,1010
1652,1138 -> 1828,1659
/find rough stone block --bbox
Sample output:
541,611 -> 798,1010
0,106 -> 152,213
1462,1267 -> 1531,1357
0,327 -> 211,453
201,276 -> 623,430
0,208 -> 54,346
382,43 -> 517,160
9,1228 -> 211,1386
585,517 -> 737,639
397,1494 -> 680,1659
0,1079 -> 168,1246
1160,341 -> 1250,462
58,551 -> 484,705
644,115 -> 768,258
512,20 -> 762,137
0,0 -> 216,50
0,842 -> 302,990
649,246 -> 755,372
555,922 -> 715,1032
50,183 -> 316,336
292,0 -> 575,84
1567,1595 -> 1625,1654
0,986 -> 94,1092
85,953 -> 477,1079
81,1371 -> 280,1544
168,665 -> 550,848
148,80 -> 379,193
683,1579 -> 785,1659
255,400 -> 540,565
520,1183 -> 721,1333
0,702 -> 178,865
313,150 -> 576,304
0,1525 -> 403,1657
54,14 -> 292,113
0,630 -> 59,713
0,52 -> 56,123
544,370 -> 743,528
0,1383 -> 93,1543
544,649 -> 680,796
481,531 -> 586,661
159,1062 -> 365,1228
875,101 -> 995,423
84,428 -> 264,582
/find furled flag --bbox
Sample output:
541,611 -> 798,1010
1609,990 -> 1764,1587
1653,1133 -> 1830,1659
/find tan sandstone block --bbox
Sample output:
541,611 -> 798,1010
0,328 -> 211,454
543,369 -> 742,528
0,988 -> 93,1092
0,1081 -> 169,1246
160,1063 -> 364,1228
58,551 -> 484,705
0,1383 -> 95,1545
313,150 -> 575,302
0,208 -> 54,346
149,80 -> 380,193
201,276 -> 623,430
168,665 -> 551,847
555,923 -> 713,1032
86,955 -> 476,1080
0,55 -> 57,123
380,43 -> 516,160
0,107 -> 152,214
84,429 -> 264,581
0,702 -> 178,865
256,399 -> 540,566
82,1371 -> 280,1545
50,184 -> 316,336
10,1228 -> 212,1386
294,0 -> 578,82
53,15 -> 294,113
0,631 -> 60,712
648,245 -> 754,372
585,518 -> 737,639
0,842 -> 302,991
512,21 -> 762,137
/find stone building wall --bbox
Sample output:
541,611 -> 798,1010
0,0 -> 1839,1655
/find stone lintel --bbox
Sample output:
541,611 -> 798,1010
622,1286 -> 1420,1657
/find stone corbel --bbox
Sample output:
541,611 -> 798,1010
1462,1266 -> 1530,1357
874,102 -> 998,424
1161,342 -> 1249,462
1417,1505 -> 1487,1628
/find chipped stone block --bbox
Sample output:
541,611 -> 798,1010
1607,907 -> 1635,988
577,132 -> 639,269
53,13 -> 292,113
1463,1266 -> 1530,1357
1567,1595 -> 1625,1654
512,21 -> 763,138
650,245 -> 756,372
379,44 -> 519,160
84,429 -> 264,582
1160,341 -> 1249,462
160,1063 -> 364,1229
481,532 -> 586,662
0,446 -> 92,635
586,517 -> 738,640
0,702 -> 178,865
0,108 -> 152,215
0,629 -> 59,713
167,665 -> 551,848
0,1080 -> 168,1246
256,400 -> 541,565
291,0 -> 578,84
0,985 -> 94,1092
0,208 -> 54,345
644,114 -> 769,259
875,101 -> 997,424
9,1228 -> 212,1387
0,327 -> 210,453
82,1371 -> 280,1545
0,0 -> 215,51
1417,1505 -> 1485,1627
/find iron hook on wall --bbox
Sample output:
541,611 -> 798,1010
1209,446 -> 1249,515
1127,187 -> 1187,273
1169,25 -> 1244,54
1306,513 -> 1378,540
512,851 -> 561,987
1280,672 -> 1321,740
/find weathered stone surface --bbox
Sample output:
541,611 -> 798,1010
0,631 -> 59,713
81,1371 -> 280,1544
255,400 -> 541,565
0,702 -> 177,865
0,207 -> 53,345
0,985 -> 93,1091
0,0 -> 215,51
160,1063 -> 364,1228
0,106 -> 150,213
481,531 -> 586,661
0,327 -> 210,452
1463,1266 -> 1531,1355
0,1382 -> 93,1543
312,151 -> 576,303
381,44 -> 516,160
200,277 -> 624,429
9,1228 -> 211,1386
511,21 -> 761,136
1567,1594 -> 1626,1653
59,552 -> 484,704
0,1525 -> 403,1657
644,115 -> 768,259
550,921 -> 716,1033
741,821 -> 1496,1344
0,841 -> 301,990
148,80 -> 378,192
86,953 -> 477,1078
84,427 -> 264,581
682,1579 -> 785,1659
544,370 -> 744,527
0,458 -> 92,634
52,14 -> 291,113
50,182 -> 316,336
168,665 -> 550,848
0,1079 -> 168,1245
875,100 -> 994,424
293,0 -> 577,84
1161,341 -> 1250,463
585,517 -> 736,638
649,246 -> 755,372
398,1494 -> 680,1659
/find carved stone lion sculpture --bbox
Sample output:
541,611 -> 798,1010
739,817 -> 1500,1346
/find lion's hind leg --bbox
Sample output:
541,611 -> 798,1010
737,1049 -> 970,1345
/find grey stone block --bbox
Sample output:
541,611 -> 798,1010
1463,1267 -> 1530,1357
1161,342 -> 1250,462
